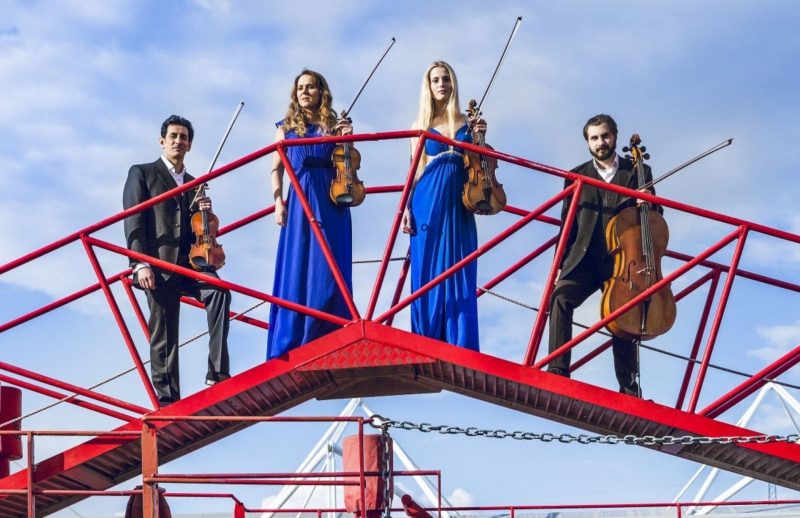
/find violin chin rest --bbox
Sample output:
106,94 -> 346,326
335,194 -> 355,206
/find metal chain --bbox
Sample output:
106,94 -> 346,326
368,415 -> 800,447
352,256 -> 406,265
380,423 -> 392,518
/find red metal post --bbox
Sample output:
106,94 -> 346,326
121,276 -> 151,339
365,132 -> 426,320
0,139 -> 284,278
0,373 -> 135,423
701,342 -> 800,417
358,418 -> 366,518
80,235 -> 159,409
142,422 -> 159,518
0,363 -> 147,415
375,193 -> 558,324
688,226 -> 749,413
0,270 -> 130,334
276,145 -> 360,321
675,271 -> 720,410
180,297 -> 268,330
437,472 -> 442,518
571,270 -> 716,373
87,236 -> 350,327
26,432 -> 33,518
477,235 -> 559,298
386,250 -> 411,326
523,184 -> 581,366
534,228 -> 742,370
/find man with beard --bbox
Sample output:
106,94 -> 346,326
546,114 -> 657,396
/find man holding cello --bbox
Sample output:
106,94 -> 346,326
123,115 -> 231,406
547,114 -> 660,397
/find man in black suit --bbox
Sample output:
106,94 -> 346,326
123,115 -> 231,405
547,114 -> 656,396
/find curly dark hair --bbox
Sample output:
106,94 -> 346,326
282,69 -> 337,137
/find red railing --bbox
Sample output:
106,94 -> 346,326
0,415 -> 440,518
2,427 -> 797,517
2,129 -> 799,421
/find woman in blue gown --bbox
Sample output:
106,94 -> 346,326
402,61 -> 486,351
267,69 -> 354,360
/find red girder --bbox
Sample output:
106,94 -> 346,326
2,130 -> 800,515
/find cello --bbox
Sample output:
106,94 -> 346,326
329,37 -> 396,207
600,134 -> 676,341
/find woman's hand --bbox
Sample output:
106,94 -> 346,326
274,198 -> 287,227
336,117 -> 354,136
402,207 -> 415,235
467,114 -> 487,135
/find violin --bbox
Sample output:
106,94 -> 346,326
189,184 -> 226,271
330,113 -> 366,207
600,134 -> 676,340
185,101 -> 243,272
328,38 -> 397,207
462,99 -> 506,215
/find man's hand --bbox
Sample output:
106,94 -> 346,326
136,266 -> 155,290
197,196 -> 212,212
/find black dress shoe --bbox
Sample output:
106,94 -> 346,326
547,368 -> 570,378
205,374 -> 230,386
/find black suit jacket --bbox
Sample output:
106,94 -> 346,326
123,158 -> 199,283
558,155 -> 657,278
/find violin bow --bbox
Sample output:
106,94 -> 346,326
468,16 -> 522,128
340,37 -> 396,120
617,138 -> 733,205
190,100 -> 245,209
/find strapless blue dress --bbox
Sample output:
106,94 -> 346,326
267,123 -> 353,359
409,125 -> 479,350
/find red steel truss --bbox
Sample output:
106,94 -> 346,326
1,129 -> 800,516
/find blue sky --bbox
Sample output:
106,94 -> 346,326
1,1 -> 800,516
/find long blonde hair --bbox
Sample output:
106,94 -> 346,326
282,69 -> 338,137
412,61 -> 463,177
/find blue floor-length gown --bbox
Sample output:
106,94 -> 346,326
409,124 -> 479,350
267,122 -> 353,359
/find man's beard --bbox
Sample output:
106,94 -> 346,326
590,144 -> 615,161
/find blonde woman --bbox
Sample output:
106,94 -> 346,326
267,69 -> 353,359
402,61 -> 485,350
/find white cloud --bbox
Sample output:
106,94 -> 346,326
750,321 -> 800,363
447,487 -> 475,507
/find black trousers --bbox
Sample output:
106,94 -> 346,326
547,256 -> 639,395
144,269 -> 231,404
